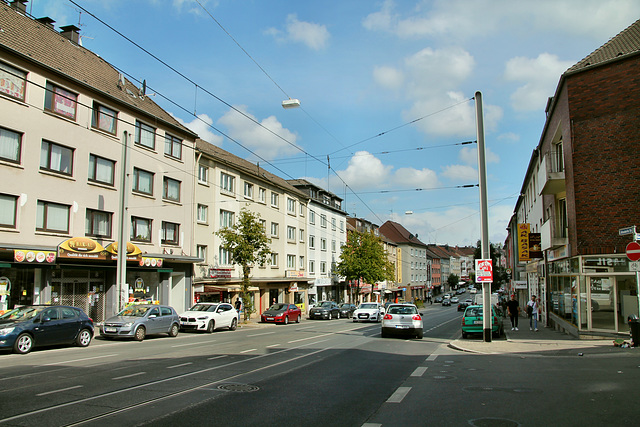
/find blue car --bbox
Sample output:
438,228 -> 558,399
0,305 -> 94,354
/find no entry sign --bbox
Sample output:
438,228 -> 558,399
626,241 -> 640,262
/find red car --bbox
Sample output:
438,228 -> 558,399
261,303 -> 302,324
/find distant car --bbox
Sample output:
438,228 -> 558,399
470,288 -> 477,294
457,301 -> 470,311
442,298 -> 451,306
0,305 -> 94,354
101,304 -> 180,341
261,303 -> 302,324
353,302 -> 384,322
381,303 -> 423,339
309,301 -> 340,320
461,305 -> 504,339
338,303 -> 357,319
179,302 -> 239,332
451,296 -> 460,303
457,288 -> 466,295
434,296 -> 444,303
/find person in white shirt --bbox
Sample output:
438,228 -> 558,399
527,296 -> 538,331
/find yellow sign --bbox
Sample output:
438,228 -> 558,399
518,223 -> 530,262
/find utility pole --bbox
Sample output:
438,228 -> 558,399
116,131 -> 130,313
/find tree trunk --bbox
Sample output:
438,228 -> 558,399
241,265 -> 253,322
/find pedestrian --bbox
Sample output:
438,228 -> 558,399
506,294 -> 520,330
234,298 -> 242,313
527,296 -> 539,331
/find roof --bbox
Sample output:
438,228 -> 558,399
379,221 -> 426,247
567,18 -> 640,74
0,4 -> 196,138
195,139 -> 307,199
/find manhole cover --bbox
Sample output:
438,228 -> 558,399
217,383 -> 260,393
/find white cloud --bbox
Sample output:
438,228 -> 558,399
266,14 -> 330,50
504,53 -> 574,111
173,113 -> 223,146
332,151 -> 393,190
404,47 -> 474,97
441,164 -> 477,182
373,66 -> 404,90
497,132 -> 520,143
459,145 -> 499,165
217,106 -> 300,159
393,166 -> 439,188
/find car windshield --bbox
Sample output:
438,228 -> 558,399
360,303 -> 377,309
339,303 -> 351,308
189,304 -> 218,312
388,306 -> 417,315
319,302 -> 333,308
268,304 -> 287,311
117,306 -> 151,317
0,306 -> 45,320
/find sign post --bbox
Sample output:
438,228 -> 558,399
623,228 -> 640,322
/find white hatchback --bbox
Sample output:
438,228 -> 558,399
381,303 -> 423,339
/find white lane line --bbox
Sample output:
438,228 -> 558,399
294,326 -> 316,330
42,354 -> 118,366
171,342 -> 214,348
248,332 -> 276,337
113,372 -> 146,381
36,385 -> 83,397
266,344 -> 281,348
167,362 -> 193,369
387,387 -> 411,403
207,355 -> 227,361
411,367 -> 428,377
362,424 -> 382,427
426,354 -> 438,362
240,348 -> 257,353
425,315 -> 462,332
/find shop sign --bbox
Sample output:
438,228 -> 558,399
518,223 -> 530,262
315,277 -> 333,287
547,245 -> 568,262
139,257 -> 163,267
513,280 -> 528,289
209,268 -> 233,278
528,233 -> 542,259
289,283 -> 299,292
14,250 -> 57,263
105,242 -> 142,260
0,276 -> 10,296
286,270 -> 305,278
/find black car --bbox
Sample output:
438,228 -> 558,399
309,301 -> 340,320
338,303 -> 356,318
434,296 -> 444,303
457,301 -> 471,311
0,305 -> 94,354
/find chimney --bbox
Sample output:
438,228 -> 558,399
60,25 -> 80,44
36,17 -> 56,29
10,0 -> 28,13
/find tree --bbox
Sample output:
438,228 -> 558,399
216,208 -> 271,322
447,273 -> 460,289
335,230 -> 395,303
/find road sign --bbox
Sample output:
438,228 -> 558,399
475,259 -> 493,283
630,261 -> 640,272
619,226 -> 636,236
626,241 -> 640,261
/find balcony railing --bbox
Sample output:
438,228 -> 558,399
538,151 -> 565,196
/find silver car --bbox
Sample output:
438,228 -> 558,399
101,304 -> 180,341
381,303 -> 423,339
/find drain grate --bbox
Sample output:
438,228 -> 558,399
217,383 -> 260,393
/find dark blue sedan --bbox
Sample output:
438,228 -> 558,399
0,305 -> 94,354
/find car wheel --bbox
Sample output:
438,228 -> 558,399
229,318 -> 238,331
416,329 -> 423,339
76,329 -> 92,347
328,313 -> 332,320
381,329 -> 388,338
14,333 -> 33,354
284,316 -> 289,325
134,326 -> 146,341
169,324 -> 179,337
207,320 -> 215,333
296,315 -> 301,323
462,331 -> 468,339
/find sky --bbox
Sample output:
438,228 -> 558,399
26,0 -> 640,247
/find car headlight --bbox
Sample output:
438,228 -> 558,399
0,326 -> 15,335
122,322 -> 133,328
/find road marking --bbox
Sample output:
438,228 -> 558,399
42,354 -> 118,366
171,341 -> 214,348
207,355 -> 227,361
112,372 -> 146,380
387,387 -> 411,403
36,385 -> 83,396
167,362 -> 193,369
426,354 -> 438,362
362,424 -> 382,427
266,344 -> 281,348
240,348 -> 257,353
248,332 -> 276,337
295,326 -> 316,330
411,367 -> 428,377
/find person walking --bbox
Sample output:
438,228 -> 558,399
527,296 -> 539,331
234,298 -> 242,313
506,294 -> 520,331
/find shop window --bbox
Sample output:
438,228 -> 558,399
36,200 -> 69,233
164,133 -> 182,160
0,126 -> 22,164
91,103 -> 118,134
0,194 -> 17,228
85,208 -> 112,238
135,120 -> 156,150
88,154 -> 115,186
131,216 -> 152,242
44,82 -> 77,120
163,177 -> 181,202
161,221 -> 179,245
133,168 -> 154,195
40,140 -> 73,176
0,61 -> 27,101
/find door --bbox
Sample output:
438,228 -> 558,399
146,307 -> 162,334
33,307 -> 65,345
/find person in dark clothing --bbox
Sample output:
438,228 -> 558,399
506,294 -> 520,330
235,298 -> 242,313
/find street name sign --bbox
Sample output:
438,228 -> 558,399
619,226 -> 636,236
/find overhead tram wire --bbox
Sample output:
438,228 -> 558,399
357,184 -> 478,195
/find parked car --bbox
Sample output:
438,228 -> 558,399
0,305 -> 94,354
451,296 -> 460,303
261,303 -> 302,324
442,298 -> 451,306
309,301 -> 340,320
381,303 -> 423,339
434,296 -> 444,303
101,304 -> 180,341
338,303 -> 357,319
352,302 -> 384,322
470,288 -> 477,294
461,305 -> 504,339
179,302 -> 239,332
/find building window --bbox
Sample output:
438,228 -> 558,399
0,194 -> 18,228
197,245 -> 207,260
309,210 -> 315,225
271,192 -> 279,208
0,61 -> 27,101
340,220 -> 344,232
320,214 -> 327,228
44,82 -> 77,120
164,133 -> 182,160
309,235 -> 315,249
332,240 -> 336,252
557,198 -> 568,238
36,200 -> 69,233
287,254 -> 295,269
88,154 -> 115,186
309,260 -> 315,274
287,198 -> 296,214
244,182 -> 253,199
270,252 -> 278,267
320,261 -> 327,274
219,247 -> 232,265
133,168 -> 154,195
221,172 -> 235,194
220,210 -> 235,228
321,238 -> 327,251
91,103 -> 117,134
299,203 -> 305,217
0,126 -> 21,164
331,217 -> 336,230
287,226 -> 296,241
163,177 -> 181,202
554,139 -> 564,173
259,219 -> 266,230
161,221 -> 180,245
299,229 -> 304,242
131,216 -> 152,242
271,222 -> 279,238
198,165 -> 208,184
85,208 -> 112,238
40,140 -> 73,176
258,187 -> 266,203
299,256 -> 305,270
134,120 -> 156,149
197,204 -> 208,223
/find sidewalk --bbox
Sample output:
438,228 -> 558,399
449,317 -> 634,356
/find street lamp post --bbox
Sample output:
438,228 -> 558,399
116,130 -> 131,313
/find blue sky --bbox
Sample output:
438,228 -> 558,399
28,0 -> 640,246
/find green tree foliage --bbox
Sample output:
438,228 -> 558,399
335,230 -> 395,303
216,208 -> 271,321
447,273 -> 460,289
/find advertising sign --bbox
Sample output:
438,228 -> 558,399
518,223 -> 530,262
528,233 -> 542,259
475,259 -> 493,283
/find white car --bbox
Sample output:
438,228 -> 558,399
470,288 -> 477,294
381,303 -> 423,339
352,302 -> 384,323
179,302 -> 239,333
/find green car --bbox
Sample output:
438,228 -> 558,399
461,305 -> 504,339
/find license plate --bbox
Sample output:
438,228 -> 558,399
104,327 -> 116,333
474,320 -> 483,325
395,325 -> 409,329
267,318 -> 274,321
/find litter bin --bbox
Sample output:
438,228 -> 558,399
628,315 -> 640,347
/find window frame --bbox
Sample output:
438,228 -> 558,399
85,208 -> 112,238
40,140 -> 73,176
164,133 -> 182,160
244,182 -> 254,199
287,254 -> 295,269
36,200 -> 70,233
258,187 -> 266,203
161,221 -> 180,245
0,194 -> 18,228
271,192 -> 279,208
220,210 -> 235,228
197,204 -> 208,223
91,102 -> 118,135
220,172 -> 235,195
163,176 -> 181,203
135,120 -> 156,150
44,82 -> 77,120
309,235 -> 315,249
198,164 -> 208,185
287,225 -> 296,241
0,61 -> 27,102
287,198 -> 296,214
88,154 -> 115,186
0,126 -> 22,164
131,216 -> 152,242
133,167 -> 154,195
219,247 -> 232,265
270,222 -> 279,238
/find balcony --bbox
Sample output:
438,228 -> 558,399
540,219 -> 568,251
538,153 -> 565,196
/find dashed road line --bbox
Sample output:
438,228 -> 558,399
387,386 -> 411,403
